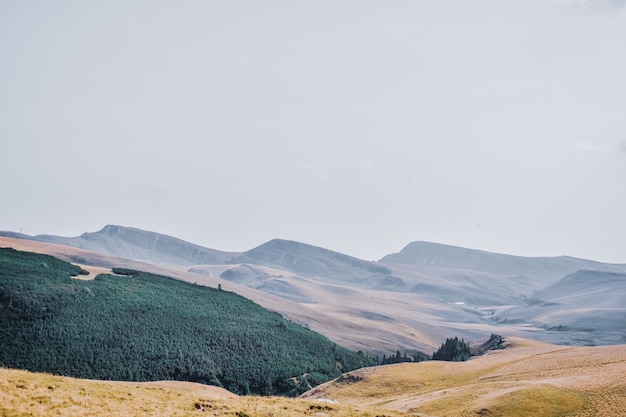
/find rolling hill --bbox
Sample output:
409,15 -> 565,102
2,338 -> 626,417
227,238 -> 394,287
8,225 -> 236,266
0,247 -> 373,396
303,338 -> 626,417
494,270 -> 626,345
381,240 -> 626,281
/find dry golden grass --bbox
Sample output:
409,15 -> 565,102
0,368 -> 411,417
70,265 -> 115,280
303,338 -> 626,417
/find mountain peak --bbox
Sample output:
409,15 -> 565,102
81,224 -> 122,237
228,238 -> 391,285
35,225 -> 237,266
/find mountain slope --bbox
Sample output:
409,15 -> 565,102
31,225 -> 236,266
534,270 -> 626,303
0,247 -> 373,396
303,338 -> 626,417
380,241 -> 626,281
227,239 -> 393,287
495,270 -> 626,343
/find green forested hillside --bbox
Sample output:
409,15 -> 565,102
0,248 -> 373,396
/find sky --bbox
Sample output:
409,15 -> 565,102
1,0 -> 626,263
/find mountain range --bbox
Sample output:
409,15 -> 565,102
2,225 -> 626,353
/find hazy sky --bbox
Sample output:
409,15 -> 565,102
2,0 -> 625,262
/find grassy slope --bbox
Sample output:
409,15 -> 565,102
2,339 -> 626,416
303,338 -> 626,417
0,247 -> 372,396
0,367 -> 410,417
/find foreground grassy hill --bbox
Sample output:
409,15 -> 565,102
0,367 -> 412,417
2,339 -> 625,417
0,247 -> 373,396
303,338 -> 626,416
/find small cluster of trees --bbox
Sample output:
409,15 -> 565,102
379,351 -> 414,365
378,336 -> 473,365
378,349 -> 430,365
432,337 -> 471,362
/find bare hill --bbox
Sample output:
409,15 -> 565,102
191,263 -> 317,303
377,262 -> 533,305
380,241 -> 626,281
29,225 -> 237,266
303,338 -> 626,417
494,270 -> 626,345
227,239 -> 394,287
534,269 -> 626,302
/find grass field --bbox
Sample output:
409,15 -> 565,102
2,338 -> 626,417
0,367 -> 410,417
303,338 -> 626,416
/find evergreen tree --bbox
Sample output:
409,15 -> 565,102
432,337 -> 470,362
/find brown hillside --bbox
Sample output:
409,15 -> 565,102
302,338 -> 626,416
0,367 -> 409,417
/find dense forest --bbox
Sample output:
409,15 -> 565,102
0,248 -> 374,396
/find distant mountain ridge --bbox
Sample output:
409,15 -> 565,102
4,226 -> 625,276
380,241 -> 626,280
496,270 -> 626,342
227,239 -> 393,287
536,270 -> 626,302
23,225 -> 237,266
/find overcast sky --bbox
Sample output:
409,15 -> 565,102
1,0 -> 625,262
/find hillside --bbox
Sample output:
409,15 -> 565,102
0,367 -> 410,417
227,239 -> 394,287
303,338 -> 626,417
534,269 -> 626,302
494,270 -> 626,345
380,241 -> 626,281
2,339 -> 625,417
22,225 -> 236,266
0,247 -> 373,396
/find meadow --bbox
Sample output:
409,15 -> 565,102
3,338 -> 626,416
